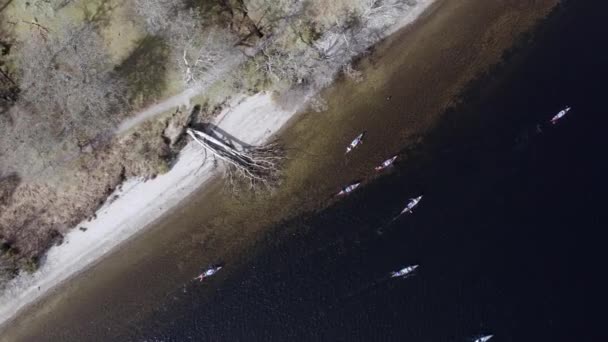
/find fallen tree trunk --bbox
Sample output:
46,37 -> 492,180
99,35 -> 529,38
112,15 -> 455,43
186,128 -> 284,191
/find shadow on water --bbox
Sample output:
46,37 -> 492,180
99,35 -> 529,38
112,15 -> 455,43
137,2 -> 608,341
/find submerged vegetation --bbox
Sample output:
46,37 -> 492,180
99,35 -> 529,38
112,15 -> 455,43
0,0 -> 422,286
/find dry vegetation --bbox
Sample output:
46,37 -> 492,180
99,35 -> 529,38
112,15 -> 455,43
0,0 -> 421,285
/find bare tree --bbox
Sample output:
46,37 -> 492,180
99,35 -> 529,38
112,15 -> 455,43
187,128 -> 284,191
16,23 -> 126,140
131,0 -> 180,35
170,19 -> 242,87
255,44 -> 303,84
256,0 -> 415,90
0,22 -> 128,178
130,0 -> 416,96
131,0 -> 242,88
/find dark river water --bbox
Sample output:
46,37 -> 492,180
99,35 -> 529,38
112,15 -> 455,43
92,2 -> 608,341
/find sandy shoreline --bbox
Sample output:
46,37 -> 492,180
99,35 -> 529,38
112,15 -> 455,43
0,0 -> 438,330
0,92 -> 311,328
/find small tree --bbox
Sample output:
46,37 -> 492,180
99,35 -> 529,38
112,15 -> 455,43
132,0 -> 242,89
17,23 -> 126,139
132,0 -> 179,35
169,13 -> 242,87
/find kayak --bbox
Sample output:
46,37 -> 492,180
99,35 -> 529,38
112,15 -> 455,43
399,195 -> 423,215
194,265 -> 222,282
390,265 -> 419,278
346,131 -> 366,154
374,155 -> 398,171
337,182 -> 361,196
550,106 -> 571,125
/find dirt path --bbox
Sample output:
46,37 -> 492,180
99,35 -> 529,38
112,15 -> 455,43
116,86 -> 202,134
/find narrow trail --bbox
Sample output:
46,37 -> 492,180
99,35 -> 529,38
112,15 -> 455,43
116,86 -> 202,134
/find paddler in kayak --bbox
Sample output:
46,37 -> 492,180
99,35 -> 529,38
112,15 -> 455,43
550,106 -> 571,125
374,155 -> 398,171
336,181 -> 361,196
345,131 -> 366,154
194,265 -> 222,282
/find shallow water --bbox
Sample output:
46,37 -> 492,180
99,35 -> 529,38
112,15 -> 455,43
134,2 -> 608,341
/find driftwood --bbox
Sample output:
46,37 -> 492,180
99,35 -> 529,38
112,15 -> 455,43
187,128 -> 284,191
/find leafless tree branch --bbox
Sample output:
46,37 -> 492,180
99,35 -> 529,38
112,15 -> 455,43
187,128 -> 284,192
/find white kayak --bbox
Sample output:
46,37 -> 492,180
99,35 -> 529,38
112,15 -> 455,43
390,265 -> 419,278
474,335 -> 493,342
375,155 -> 398,171
194,266 -> 222,282
346,132 -> 366,154
337,182 -> 361,196
550,106 -> 571,124
399,195 -> 423,215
